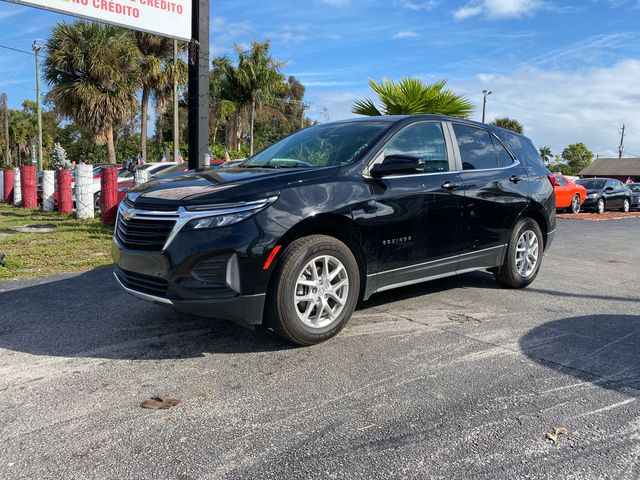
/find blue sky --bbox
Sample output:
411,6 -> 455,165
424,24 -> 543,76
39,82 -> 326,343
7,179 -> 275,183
1,0 -> 640,157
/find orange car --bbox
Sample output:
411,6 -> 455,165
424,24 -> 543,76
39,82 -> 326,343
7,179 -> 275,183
549,174 -> 586,214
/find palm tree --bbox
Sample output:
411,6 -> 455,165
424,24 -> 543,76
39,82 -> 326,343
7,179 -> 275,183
491,117 -> 524,134
210,41 -> 285,153
539,146 -> 552,164
237,41 -> 285,155
353,78 -> 473,118
133,32 -> 187,163
44,21 -> 139,163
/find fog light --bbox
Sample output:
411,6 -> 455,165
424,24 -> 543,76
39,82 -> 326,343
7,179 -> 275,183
226,254 -> 241,293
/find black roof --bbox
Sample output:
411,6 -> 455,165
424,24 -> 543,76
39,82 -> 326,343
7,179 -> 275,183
329,114 -> 526,137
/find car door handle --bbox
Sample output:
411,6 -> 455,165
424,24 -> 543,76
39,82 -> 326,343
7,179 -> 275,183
441,181 -> 462,190
510,175 -> 525,183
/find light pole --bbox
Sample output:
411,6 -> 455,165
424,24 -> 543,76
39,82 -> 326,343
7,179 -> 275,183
482,89 -> 492,123
32,41 -> 43,172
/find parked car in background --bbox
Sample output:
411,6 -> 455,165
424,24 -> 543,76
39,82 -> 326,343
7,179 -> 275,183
628,183 -> 640,210
113,115 -> 556,345
549,174 -> 586,214
116,162 -> 183,205
576,178 -> 631,213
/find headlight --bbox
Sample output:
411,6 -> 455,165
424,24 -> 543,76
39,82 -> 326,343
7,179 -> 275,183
185,211 -> 256,230
182,196 -> 278,231
587,193 -> 598,198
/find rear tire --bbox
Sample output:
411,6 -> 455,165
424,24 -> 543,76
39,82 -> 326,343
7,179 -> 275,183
621,199 -> 630,213
264,235 -> 360,346
494,217 -> 543,289
569,194 -> 581,214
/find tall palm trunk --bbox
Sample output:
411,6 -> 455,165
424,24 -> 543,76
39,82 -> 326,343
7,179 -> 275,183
250,96 -> 256,156
226,109 -> 243,151
106,125 -> 116,164
140,85 -> 150,163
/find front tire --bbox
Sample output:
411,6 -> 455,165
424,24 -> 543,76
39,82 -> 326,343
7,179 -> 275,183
569,194 -> 581,214
264,235 -> 360,346
596,198 -> 606,214
494,218 -> 543,289
621,199 -> 630,212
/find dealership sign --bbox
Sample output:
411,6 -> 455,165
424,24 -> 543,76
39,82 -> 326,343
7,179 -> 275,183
9,0 -> 191,40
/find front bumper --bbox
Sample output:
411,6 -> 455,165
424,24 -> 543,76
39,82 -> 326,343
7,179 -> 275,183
113,270 -> 266,325
111,207 -> 286,327
582,196 -> 599,209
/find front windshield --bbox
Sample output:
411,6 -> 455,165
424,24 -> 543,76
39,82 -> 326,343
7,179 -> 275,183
242,121 -> 390,169
577,179 -> 606,189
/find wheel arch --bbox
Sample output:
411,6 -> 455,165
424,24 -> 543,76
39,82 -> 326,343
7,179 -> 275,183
268,213 -> 370,300
519,206 -> 550,249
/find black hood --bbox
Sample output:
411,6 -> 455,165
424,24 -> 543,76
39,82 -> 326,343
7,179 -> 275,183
127,166 -> 338,207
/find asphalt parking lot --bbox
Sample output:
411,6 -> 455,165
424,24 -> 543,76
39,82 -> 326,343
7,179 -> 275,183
1,217 -> 639,479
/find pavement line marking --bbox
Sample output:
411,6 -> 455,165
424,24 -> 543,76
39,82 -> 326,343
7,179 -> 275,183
575,398 -> 636,418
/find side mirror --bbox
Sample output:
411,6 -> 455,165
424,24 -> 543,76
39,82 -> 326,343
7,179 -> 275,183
605,186 -> 614,192
370,155 -> 424,178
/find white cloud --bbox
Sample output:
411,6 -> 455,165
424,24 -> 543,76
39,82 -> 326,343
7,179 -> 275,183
393,31 -> 420,39
319,0 -> 350,5
452,60 -> 640,156
398,1 -> 439,11
453,0 -> 547,20
306,60 -> 640,157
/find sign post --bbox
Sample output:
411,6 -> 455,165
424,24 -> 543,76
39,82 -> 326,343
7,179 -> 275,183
188,0 -> 209,170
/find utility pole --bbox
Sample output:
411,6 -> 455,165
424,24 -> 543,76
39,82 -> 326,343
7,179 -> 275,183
618,124 -> 626,158
1,93 -> 9,167
482,90 -> 492,123
187,0 -> 210,170
173,38 -> 179,163
32,41 -> 43,172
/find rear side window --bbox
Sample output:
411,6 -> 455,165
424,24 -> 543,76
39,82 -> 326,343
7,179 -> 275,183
453,125 -> 497,170
494,131 -> 545,176
493,137 -> 514,168
555,176 -> 568,186
384,122 -> 449,173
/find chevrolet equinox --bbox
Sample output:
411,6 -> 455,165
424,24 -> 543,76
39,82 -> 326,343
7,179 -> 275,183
113,115 -> 556,345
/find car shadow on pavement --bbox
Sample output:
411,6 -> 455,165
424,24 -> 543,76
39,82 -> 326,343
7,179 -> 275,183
520,314 -> 640,394
526,288 -> 640,304
0,268 -> 295,360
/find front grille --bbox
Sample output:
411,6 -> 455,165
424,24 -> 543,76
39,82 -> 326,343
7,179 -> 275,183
125,197 -> 179,212
115,267 -> 169,296
116,216 -> 175,251
192,254 -> 231,283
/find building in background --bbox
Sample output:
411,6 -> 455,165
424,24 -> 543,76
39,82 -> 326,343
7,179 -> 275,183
579,158 -> 640,182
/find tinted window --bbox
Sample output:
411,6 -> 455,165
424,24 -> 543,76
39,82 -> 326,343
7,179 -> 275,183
629,184 -> 640,193
493,136 -> 514,167
453,125 -> 497,170
577,179 -> 606,189
244,121 -> 389,168
494,131 -> 546,176
384,122 -> 448,173
555,176 -> 568,186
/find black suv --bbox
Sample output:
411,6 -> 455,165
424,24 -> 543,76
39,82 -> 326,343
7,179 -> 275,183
113,115 -> 556,345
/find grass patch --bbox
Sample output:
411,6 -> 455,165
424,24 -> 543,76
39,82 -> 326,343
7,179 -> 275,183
0,203 -> 114,280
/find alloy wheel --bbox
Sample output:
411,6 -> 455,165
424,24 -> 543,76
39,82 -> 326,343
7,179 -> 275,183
597,199 -> 605,214
571,195 -> 581,214
294,255 -> 349,329
623,199 -> 630,212
515,230 -> 539,278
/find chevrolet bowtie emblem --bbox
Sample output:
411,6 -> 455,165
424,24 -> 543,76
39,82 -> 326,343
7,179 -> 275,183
122,209 -> 133,220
